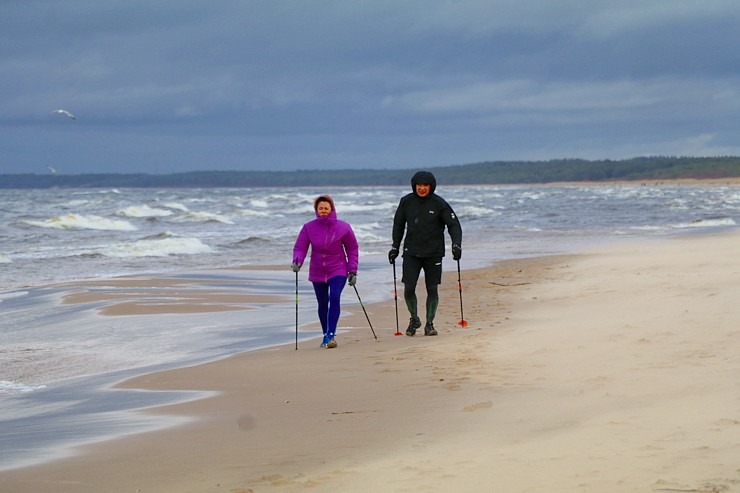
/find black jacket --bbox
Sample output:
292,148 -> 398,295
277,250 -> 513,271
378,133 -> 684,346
391,171 -> 462,258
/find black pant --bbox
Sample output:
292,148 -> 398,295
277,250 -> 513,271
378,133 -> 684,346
401,256 -> 442,324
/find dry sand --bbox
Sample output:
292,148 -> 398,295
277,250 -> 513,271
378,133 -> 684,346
2,231 -> 739,492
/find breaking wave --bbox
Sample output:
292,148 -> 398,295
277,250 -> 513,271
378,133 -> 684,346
20,214 -> 137,231
102,237 -> 213,258
116,205 -> 174,218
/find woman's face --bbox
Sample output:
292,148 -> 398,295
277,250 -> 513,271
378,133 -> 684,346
316,201 -> 332,217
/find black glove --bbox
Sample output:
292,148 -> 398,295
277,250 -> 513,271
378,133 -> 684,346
388,247 -> 399,264
452,244 -> 462,261
291,262 -> 301,273
347,272 -> 357,287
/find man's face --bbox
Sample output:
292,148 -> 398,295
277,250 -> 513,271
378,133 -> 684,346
415,183 -> 431,197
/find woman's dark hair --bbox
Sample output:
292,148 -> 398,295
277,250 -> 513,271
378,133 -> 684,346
313,195 -> 335,211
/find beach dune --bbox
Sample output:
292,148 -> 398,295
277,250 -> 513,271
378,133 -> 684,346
2,232 -> 739,492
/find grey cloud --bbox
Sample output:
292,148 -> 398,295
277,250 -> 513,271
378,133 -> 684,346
2,1 -> 740,173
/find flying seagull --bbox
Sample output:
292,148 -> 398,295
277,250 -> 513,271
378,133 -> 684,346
47,165 -> 58,174
50,109 -> 76,120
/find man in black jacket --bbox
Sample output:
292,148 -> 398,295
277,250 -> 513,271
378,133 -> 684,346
389,171 -> 462,336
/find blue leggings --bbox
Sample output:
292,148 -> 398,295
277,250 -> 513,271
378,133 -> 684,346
312,275 -> 347,337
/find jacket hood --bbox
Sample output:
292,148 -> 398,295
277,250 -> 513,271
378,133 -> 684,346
314,195 -> 337,220
411,171 -> 437,195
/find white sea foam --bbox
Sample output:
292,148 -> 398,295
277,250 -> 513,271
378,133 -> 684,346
64,199 -> 91,208
236,208 -> 271,218
341,202 -> 397,213
173,211 -> 235,224
21,214 -> 137,231
456,205 -> 500,218
102,237 -> 213,258
676,217 -> 736,229
353,226 -> 386,243
631,225 -> 665,231
519,191 -> 546,200
0,291 -> 27,301
0,254 -> 10,264
0,380 -> 47,395
116,205 -> 174,218
162,202 -> 189,212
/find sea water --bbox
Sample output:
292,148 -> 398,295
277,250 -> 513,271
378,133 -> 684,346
4,184 -> 738,292
1,184 -> 739,470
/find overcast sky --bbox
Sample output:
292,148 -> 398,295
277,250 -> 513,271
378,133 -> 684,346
2,0 -> 740,174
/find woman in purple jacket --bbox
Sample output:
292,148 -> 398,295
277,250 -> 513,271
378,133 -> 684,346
292,195 -> 359,348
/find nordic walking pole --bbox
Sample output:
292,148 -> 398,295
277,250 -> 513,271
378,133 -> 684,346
353,285 -> 378,340
456,259 -> 468,327
295,270 -> 299,350
392,262 -> 402,336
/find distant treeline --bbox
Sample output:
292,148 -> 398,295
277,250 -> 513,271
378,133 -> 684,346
2,156 -> 740,189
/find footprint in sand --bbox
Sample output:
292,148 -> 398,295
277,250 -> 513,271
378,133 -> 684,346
463,401 -> 493,412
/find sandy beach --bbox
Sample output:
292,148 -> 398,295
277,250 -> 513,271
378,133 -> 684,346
2,231 -> 739,492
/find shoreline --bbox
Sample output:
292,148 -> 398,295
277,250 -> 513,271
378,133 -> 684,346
2,231 -> 740,492
543,177 -> 740,186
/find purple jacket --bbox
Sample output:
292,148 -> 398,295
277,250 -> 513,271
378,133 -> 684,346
293,205 -> 359,283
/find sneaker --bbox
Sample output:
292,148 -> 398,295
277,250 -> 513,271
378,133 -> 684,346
406,317 -> 421,336
326,338 -> 337,349
424,323 -> 438,336
320,335 -> 330,348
